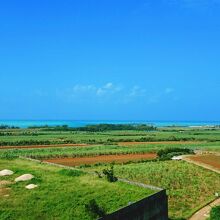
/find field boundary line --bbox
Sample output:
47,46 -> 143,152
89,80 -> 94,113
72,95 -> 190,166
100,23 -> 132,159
182,156 -> 220,174
118,178 -> 163,191
19,156 -> 162,191
19,156 -> 87,172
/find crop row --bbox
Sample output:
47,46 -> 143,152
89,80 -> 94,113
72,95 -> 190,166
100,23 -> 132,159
0,145 -> 159,159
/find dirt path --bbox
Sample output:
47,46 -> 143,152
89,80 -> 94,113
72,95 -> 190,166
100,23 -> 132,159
183,156 -> 220,174
189,198 -> 220,220
183,153 -> 220,219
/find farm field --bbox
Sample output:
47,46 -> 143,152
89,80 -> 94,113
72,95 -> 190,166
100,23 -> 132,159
118,141 -> 202,146
81,160 -> 220,219
187,154 -> 220,170
1,140 -> 220,160
1,126 -> 220,147
0,158 -> 155,220
0,143 -> 88,150
1,125 -> 220,219
44,153 -> 157,166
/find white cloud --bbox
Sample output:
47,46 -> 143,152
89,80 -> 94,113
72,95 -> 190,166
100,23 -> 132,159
103,82 -> 113,89
96,82 -> 122,96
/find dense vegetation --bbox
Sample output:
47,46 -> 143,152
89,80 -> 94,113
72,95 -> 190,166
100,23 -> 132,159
72,124 -> 157,132
157,147 -> 194,160
28,124 -> 157,132
0,125 -> 19,129
210,206 -> 220,220
102,164 -> 118,182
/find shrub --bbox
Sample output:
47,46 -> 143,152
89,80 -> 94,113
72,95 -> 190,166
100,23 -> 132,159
157,148 -> 194,160
102,164 -> 118,182
85,199 -> 106,218
75,124 -> 157,132
210,206 -> 220,220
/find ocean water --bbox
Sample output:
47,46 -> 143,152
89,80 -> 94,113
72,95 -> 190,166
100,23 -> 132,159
0,120 -> 219,128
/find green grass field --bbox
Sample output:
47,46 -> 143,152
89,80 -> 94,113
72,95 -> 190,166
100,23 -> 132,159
81,160 -> 220,219
0,159 -> 154,220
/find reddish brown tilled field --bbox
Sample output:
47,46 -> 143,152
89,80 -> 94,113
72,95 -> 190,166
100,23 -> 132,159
44,153 -> 157,166
189,154 -> 220,170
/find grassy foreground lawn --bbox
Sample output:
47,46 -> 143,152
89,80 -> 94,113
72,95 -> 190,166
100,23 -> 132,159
0,159 -> 155,220
82,160 -> 220,219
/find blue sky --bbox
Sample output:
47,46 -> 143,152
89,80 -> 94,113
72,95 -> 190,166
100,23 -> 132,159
0,0 -> 220,120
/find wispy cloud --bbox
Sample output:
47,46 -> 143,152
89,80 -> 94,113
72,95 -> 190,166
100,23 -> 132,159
96,83 -> 122,96
56,83 -> 177,104
56,82 -> 122,102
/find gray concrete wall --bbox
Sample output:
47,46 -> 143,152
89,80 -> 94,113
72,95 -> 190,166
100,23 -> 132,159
99,190 -> 168,220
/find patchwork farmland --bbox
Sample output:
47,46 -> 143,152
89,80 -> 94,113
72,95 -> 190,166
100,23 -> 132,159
1,124 -> 220,219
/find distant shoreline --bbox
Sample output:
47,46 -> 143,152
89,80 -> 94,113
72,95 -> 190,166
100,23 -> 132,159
0,120 -> 219,128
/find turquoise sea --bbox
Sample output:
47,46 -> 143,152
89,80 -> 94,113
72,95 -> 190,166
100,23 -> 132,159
0,120 -> 219,128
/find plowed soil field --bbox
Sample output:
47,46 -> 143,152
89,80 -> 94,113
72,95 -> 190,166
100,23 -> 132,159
44,153 -> 157,166
189,154 -> 220,170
